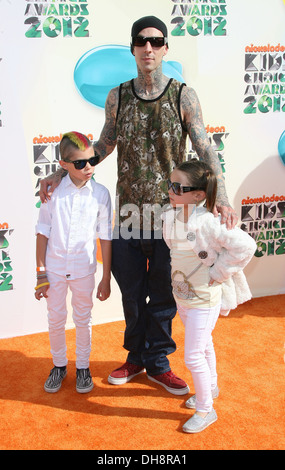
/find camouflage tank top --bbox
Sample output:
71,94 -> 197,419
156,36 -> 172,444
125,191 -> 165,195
116,78 -> 188,230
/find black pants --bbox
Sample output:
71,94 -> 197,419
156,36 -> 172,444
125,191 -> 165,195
111,230 -> 177,376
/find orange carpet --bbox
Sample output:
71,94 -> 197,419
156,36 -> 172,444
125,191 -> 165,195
0,295 -> 284,451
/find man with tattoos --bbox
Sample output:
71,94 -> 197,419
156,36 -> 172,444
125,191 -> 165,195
40,16 -> 237,395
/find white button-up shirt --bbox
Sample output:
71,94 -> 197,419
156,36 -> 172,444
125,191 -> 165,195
36,174 -> 112,279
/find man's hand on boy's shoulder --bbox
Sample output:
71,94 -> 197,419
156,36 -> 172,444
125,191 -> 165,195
39,169 -> 66,203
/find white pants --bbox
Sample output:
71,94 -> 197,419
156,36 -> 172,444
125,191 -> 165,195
46,272 -> 95,369
178,303 -> 221,413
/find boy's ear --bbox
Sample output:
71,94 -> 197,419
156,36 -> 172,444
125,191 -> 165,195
59,160 -> 68,171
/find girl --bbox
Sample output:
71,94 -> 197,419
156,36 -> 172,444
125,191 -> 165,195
162,159 -> 256,433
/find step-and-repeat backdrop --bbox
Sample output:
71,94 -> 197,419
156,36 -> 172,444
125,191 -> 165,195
1,0 -> 284,338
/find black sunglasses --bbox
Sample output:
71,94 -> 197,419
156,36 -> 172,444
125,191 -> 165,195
167,179 -> 203,196
65,155 -> 99,170
132,36 -> 166,48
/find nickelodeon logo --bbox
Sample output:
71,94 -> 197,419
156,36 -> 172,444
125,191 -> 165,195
0,223 -> 9,230
203,125 -> 228,174
205,125 -> 226,133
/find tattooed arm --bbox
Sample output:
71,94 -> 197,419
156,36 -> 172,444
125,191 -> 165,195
39,87 -> 119,203
180,86 -> 238,228
93,86 -> 118,161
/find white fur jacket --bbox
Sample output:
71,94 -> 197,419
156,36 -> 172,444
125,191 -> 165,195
162,205 -> 257,315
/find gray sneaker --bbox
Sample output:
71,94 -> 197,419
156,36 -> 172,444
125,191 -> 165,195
183,409 -> 218,433
44,366 -> 67,393
185,386 -> 219,409
76,368 -> 94,394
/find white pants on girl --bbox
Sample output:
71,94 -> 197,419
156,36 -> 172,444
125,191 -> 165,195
178,303 -> 221,413
46,272 -> 95,370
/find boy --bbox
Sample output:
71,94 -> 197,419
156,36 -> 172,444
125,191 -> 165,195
35,131 -> 112,394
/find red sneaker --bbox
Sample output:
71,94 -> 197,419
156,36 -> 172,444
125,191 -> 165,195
147,371 -> 190,395
108,361 -> 145,385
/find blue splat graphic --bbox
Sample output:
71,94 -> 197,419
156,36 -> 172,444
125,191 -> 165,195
278,130 -> 285,165
74,45 -> 184,109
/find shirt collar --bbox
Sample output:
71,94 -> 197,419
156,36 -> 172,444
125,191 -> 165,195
63,173 -> 93,192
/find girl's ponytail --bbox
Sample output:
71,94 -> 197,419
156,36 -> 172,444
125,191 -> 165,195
203,168 -> 217,213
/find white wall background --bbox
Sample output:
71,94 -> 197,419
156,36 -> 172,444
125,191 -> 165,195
0,0 -> 284,338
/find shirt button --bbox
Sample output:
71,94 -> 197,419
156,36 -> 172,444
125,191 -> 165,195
187,232 -> 196,241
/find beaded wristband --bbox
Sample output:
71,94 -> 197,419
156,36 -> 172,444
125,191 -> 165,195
35,282 -> 50,290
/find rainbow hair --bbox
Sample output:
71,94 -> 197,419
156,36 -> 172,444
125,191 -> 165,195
62,131 -> 91,151
60,131 -> 92,161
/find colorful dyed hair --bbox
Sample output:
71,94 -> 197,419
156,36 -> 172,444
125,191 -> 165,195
60,131 -> 92,160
